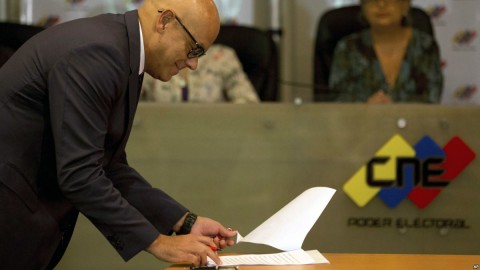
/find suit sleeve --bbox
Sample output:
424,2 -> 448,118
107,151 -> 188,235
47,43 -> 164,261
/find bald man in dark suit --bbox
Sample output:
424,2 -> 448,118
0,0 -> 236,269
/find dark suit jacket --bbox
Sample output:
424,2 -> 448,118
0,10 -> 187,269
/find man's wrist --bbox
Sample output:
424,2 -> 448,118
177,212 -> 197,235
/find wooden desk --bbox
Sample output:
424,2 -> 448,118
166,253 -> 479,270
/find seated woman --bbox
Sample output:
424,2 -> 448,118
329,0 -> 443,104
142,44 -> 260,103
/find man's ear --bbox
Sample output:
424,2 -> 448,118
156,10 -> 175,32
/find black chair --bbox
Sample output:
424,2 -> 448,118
0,22 -> 45,67
313,5 -> 434,101
214,25 -> 279,101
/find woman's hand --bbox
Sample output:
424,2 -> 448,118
368,90 -> 393,104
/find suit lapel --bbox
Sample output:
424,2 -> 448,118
113,10 -> 142,159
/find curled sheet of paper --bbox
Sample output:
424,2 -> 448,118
236,187 -> 336,251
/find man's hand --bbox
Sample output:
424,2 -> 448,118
146,234 -> 220,266
190,216 -> 237,249
146,215 -> 237,266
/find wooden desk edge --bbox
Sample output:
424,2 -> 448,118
165,253 -> 480,270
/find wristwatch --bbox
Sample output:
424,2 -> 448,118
178,212 -> 197,235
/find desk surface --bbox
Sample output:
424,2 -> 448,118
166,253 -> 479,270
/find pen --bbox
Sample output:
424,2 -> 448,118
215,228 -> 233,241
211,228 -> 234,252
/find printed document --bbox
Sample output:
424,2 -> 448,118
211,250 -> 329,266
211,187 -> 336,266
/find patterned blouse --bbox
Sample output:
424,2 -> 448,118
329,29 -> 444,103
141,44 -> 259,103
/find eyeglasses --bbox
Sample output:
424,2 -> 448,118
158,10 -> 206,59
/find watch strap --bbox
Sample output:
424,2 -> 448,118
178,212 -> 197,235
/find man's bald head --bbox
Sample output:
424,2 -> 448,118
138,0 -> 220,81
139,0 -> 220,47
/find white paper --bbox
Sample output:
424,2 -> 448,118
208,250 -> 329,266
237,187 -> 336,251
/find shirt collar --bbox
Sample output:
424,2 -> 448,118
138,21 -> 145,75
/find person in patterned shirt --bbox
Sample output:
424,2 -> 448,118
142,44 -> 259,103
329,0 -> 443,103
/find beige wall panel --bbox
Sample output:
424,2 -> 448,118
58,104 -> 480,269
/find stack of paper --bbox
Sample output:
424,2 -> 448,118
217,250 -> 329,266
209,187 -> 336,266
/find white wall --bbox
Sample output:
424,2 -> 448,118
214,0 -> 254,25
17,0 -> 255,26
0,0 -> 7,21
18,0 -> 143,24
413,0 -> 480,104
19,0 -> 478,104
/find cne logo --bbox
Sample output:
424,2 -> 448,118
343,135 -> 475,209
453,85 -> 477,102
426,5 -> 447,20
453,30 -> 477,46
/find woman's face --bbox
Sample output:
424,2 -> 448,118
362,0 -> 411,29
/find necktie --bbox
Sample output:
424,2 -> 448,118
138,73 -> 144,90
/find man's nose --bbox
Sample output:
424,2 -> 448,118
186,57 -> 199,70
